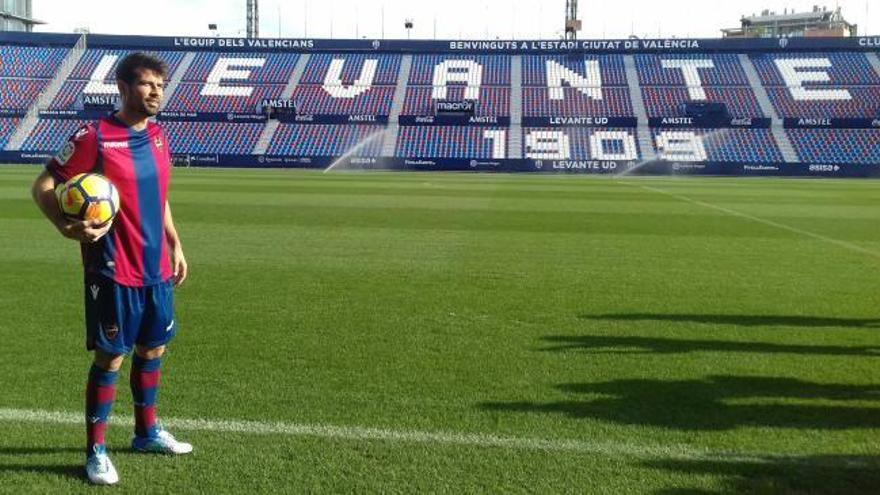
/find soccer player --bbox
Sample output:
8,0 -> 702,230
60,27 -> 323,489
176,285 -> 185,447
31,52 -> 191,485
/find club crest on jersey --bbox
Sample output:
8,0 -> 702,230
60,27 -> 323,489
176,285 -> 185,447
74,126 -> 90,141
104,324 -> 119,340
154,136 -> 163,149
55,142 -> 75,166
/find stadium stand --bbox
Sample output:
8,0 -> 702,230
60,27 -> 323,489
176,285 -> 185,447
162,122 -> 264,154
294,53 -> 401,115
0,32 -> 877,176
522,55 -> 629,87
0,118 -> 20,149
397,126 -> 509,158
292,85 -> 396,115
635,54 -> 751,86
765,86 -> 880,118
523,127 -> 641,160
180,52 -> 300,83
652,128 -> 784,162
0,46 -> 68,78
408,55 -> 511,86
751,52 -> 880,119
68,49 -> 187,81
21,119 -> 87,152
751,52 -> 880,86
0,78 -> 49,110
641,87 -> 764,118
299,53 -> 402,86
402,86 -> 510,117
268,124 -> 385,156
635,54 -> 764,118
788,129 -> 880,165
522,87 -> 634,117
163,82 -> 287,113
52,50 -> 187,110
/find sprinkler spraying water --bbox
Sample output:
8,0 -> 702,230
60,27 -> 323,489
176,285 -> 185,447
615,127 -> 732,178
323,128 -> 392,174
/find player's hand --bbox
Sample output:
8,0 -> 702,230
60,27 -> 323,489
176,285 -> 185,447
61,219 -> 112,243
171,246 -> 188,287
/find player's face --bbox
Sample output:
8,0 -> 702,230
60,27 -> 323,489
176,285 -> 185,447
119,69 -> 164,117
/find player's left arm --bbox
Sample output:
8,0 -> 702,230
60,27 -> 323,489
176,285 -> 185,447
164,200 -> 187,287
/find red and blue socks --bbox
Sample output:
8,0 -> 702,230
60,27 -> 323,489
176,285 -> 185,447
85,364 -> 118,454
130,355 -> 162,439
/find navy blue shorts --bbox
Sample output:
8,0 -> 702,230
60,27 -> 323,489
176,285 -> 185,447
85,274 -> 177,356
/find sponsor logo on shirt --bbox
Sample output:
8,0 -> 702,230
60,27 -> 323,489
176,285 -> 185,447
102,141 -> 129,149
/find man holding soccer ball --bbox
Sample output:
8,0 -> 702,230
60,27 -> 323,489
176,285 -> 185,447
31,53 -> 190,485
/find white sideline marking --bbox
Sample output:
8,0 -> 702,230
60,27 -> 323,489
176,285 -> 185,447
623,182 -> 880,261
0,407 -> 788,463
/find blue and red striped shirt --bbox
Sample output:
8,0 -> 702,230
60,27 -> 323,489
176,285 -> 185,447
48,115 -> 173,287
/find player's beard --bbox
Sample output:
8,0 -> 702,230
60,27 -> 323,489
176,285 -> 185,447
141,98 -> 161,117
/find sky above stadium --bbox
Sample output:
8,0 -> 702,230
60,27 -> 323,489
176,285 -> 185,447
33,0 -> 876,40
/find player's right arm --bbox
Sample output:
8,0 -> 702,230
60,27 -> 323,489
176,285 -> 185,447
31,123 -> 111,243
31,170 -> 110,243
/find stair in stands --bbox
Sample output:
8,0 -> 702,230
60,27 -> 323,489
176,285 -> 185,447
6,33 -> 87,151
624,55 -> 655,161
507,55 -> 523,159
866,52 -> 880,80
160,52 -> 196,112
738,53 -> 799,163
381,54 -> 412,158
253,53 -> 310,155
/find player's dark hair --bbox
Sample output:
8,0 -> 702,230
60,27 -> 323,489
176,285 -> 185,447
115,52 -> 168,85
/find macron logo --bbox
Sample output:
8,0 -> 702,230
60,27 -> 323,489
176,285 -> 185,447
102,141 -> 129,149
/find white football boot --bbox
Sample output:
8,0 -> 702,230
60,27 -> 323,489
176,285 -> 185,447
131,429 -> 193,455
85,444 -> 119,485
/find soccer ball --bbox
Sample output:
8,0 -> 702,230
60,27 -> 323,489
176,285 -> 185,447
56,173 -> 120,225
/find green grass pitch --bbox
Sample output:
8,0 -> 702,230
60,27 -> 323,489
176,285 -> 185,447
1,165 -> 878,493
